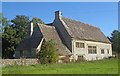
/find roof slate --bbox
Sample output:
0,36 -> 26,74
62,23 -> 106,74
38,24 -> 71,55
62,17 -> 111,43
16,25 -> 42,51
16,14 -> 111,56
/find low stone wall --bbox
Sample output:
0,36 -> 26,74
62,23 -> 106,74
1,58 -> 39,67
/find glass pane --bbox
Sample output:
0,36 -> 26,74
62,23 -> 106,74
88,46 -> 92,48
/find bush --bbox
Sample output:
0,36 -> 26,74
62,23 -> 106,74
37,40 -> 58,64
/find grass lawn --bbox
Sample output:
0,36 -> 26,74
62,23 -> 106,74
2,58 -> 118,74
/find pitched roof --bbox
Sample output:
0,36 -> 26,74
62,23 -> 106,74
62,17 -> 111,43
16,26 -> 42,51
38,24 -> 71,55
16,23 -> 71,55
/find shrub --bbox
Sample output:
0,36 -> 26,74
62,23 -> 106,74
37,40 -> 58,64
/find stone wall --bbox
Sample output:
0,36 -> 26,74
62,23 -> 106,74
72,39 -> 112,61
1,58 -> 39,67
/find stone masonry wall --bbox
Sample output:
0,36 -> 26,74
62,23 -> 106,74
1,58 -> 39,67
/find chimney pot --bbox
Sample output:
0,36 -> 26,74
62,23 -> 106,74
55,11 -> 62,19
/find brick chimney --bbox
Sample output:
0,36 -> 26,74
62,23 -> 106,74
55,11 -> 62,19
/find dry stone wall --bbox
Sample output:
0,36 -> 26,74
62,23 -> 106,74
1,58 -> 39,67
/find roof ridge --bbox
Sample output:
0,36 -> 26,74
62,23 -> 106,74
38,23 -> 55,29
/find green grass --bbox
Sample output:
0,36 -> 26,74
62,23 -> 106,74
2,58 -> 118,74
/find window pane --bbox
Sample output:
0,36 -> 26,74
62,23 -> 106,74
88,46 -> 92,48
80,43 -> 85,48
88,49 -> 92,54
101,49 -> 104,54
107,49 -> 109,54
93,46 -> 96,49
76,42 -> 85,48
88,46 -> 97,54
93,50 -> 97,54
76,42 -> 79,48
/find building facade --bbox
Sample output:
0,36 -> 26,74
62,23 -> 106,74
15,11 -> 112,61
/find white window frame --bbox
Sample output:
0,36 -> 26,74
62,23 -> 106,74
88,46 -> 97,54
101,49 -> 104,54
107,49 -> 109,54
75,42 -> 85,48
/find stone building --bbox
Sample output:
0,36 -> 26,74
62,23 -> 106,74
15,11 -> 112,61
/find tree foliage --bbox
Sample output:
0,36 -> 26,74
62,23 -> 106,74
11,15 -> 30,39
2,15 -> 30,58
2,17 -> 10,32
2,17 -> 15,58
2,15 -> 45,59
38,40 -> 58,64
2,26 -> 17,58
0,12 -> 2,23
32,17 -> 45,27
109,30 -> 120,53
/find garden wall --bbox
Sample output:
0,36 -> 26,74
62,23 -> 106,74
1,58 -> 39,67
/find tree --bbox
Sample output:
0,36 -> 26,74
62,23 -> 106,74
32,17 -> 45,27
2,26 -> 17,58
2,17 -> 16,58
2,15 -> 30,58
110,30 -> 120,53
38,40 -> 58,64
0,12 -> 2,35
0,12 -> 2,23
11,15 -> 30,40
2,17 -> 10,32
2,15 -> 45,58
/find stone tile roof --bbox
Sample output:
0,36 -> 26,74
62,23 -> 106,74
38,24 -> 71,55
62,17 -> 111,43
16,25 -> 42,51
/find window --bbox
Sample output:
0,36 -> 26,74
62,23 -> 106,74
88,46 -> 97,54
107,49 -> 109,54
76,42 -> 85,48
101,49 -> 104,54
80,43 -> 85,48
76,42 -> 79,48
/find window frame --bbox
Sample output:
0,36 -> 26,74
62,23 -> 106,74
88,46 -> 97,54
107,49 -> 109,54
75,42 -> 85,48
101,49 -> 104,54
80,43 -> 85,48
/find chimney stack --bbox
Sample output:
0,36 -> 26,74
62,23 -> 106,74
55,11 -> 62,19
28,22 -> 33,37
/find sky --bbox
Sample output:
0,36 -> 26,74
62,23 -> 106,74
2,2 -> 118,36
2,0 -> 120,2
